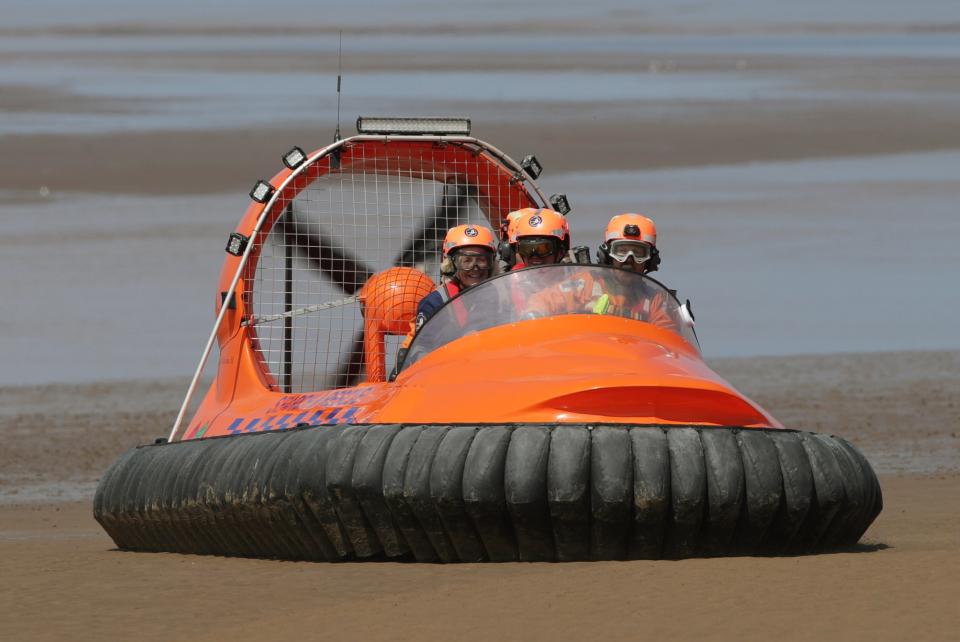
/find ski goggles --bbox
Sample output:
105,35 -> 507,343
517,237 -> 560,260
608,240 -> 652,264
453,250 -> 492,271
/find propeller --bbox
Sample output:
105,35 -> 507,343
274,217 -> 374,295
273,180 -> 475,389
333,182 -> 474,387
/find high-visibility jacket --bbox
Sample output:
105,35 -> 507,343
590,290 -> 677,332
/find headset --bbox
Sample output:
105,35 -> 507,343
497,238 -> 516,269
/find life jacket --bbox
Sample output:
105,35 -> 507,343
437,280 -> 468,327
400,280 -> 466,350
437,280 -> 461,301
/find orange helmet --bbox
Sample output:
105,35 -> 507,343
604,213 -> 656,245
511,208 -> 570,245
599,213 -> 660,272
442,224 -> 497,257
501,208 -> 571,268
500,209 -> 527,243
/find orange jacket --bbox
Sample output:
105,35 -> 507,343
526,270 -> 678,333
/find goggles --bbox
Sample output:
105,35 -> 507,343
517,237 -> 560,259
608,240 -> 652,264
453,250 -> 492,271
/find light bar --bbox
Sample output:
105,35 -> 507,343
356,116 -> 471,136
249,180 -> 275,203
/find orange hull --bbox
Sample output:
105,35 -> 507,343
177,134 -> 779,440
185,314 -> 779,439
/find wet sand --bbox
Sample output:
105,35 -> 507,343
1,351 -> 958,641
1,475 -> 957,642
5,97 -> 960,196
4,40 -> 960,196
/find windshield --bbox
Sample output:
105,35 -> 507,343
402,264 -> 699,372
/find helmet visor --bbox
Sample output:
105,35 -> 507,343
453,250 -> 492,271
517,237 -> 560,260
608,240 -> 652,264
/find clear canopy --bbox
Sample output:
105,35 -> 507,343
402,264 -> 699,372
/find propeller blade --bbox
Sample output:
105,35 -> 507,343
334,183 -> 473,387
394,182 -> 473,267
275,216 -> 374,295
276,180 -> 476,389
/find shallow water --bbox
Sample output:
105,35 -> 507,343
542,151 -> 960,357
0,67 -> 798,135
3,1 -> 960,136
0,192 -> 241,386
6,0 -> 960,31
2,151 -> 957,385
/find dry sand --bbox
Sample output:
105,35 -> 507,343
1,351 -> 957,641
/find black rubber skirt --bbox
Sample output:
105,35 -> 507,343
93,424 -> 882,561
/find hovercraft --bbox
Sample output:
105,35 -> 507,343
94,117 -> 881,561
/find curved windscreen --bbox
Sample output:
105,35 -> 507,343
402,265 -> 699,371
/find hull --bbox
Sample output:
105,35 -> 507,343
185,315 -> 780,439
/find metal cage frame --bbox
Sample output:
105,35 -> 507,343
170,134 -> 549,440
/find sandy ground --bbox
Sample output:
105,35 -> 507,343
4,51 -> 960,196
0,476 -> 957,642
1,351 -> 957,641
6,99 -> 960,196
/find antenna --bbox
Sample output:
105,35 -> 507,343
333,30 -> 343,142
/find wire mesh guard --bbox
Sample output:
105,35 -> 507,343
245,141 -> 536,393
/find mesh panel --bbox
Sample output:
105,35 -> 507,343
244,139 -> 534,392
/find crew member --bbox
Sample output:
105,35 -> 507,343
497,208 -> 526,270
593,213 -> 675,331
392,224 -> 497,376
501,207 -> 570,269
414,223 -> 498,328
524,213 -> 677,332
596,213 -> 660,275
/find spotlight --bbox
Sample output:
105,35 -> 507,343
282,146 -> 307,170
249,180 -> 275,203
549,193 -> 571,215
225,232 -> 249,256
520,155 -> 542,179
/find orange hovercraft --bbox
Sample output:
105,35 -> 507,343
94,117 -> 881,561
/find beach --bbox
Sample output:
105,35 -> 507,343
2,1 -> 959,639
1,351 -> 958,641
